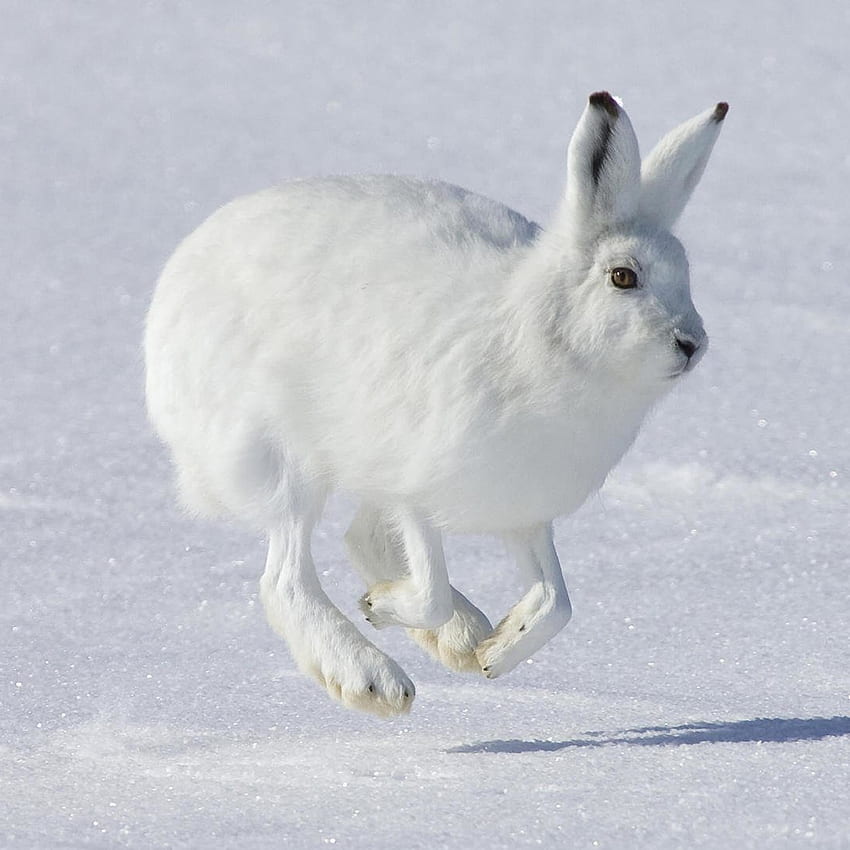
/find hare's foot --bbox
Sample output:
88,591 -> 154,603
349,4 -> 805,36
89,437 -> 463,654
407,589 -> 493,673
261,512 -> 414,718
475,581 -> 571,679
359,578 -> 453,631
294,635 -> 415,717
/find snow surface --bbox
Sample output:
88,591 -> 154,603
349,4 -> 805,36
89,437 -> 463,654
3,1 -> 849,847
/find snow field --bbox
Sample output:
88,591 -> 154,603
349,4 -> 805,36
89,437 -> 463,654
3,1 -> 849,847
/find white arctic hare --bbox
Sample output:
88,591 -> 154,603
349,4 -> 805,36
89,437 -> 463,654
145,92 -> 727,717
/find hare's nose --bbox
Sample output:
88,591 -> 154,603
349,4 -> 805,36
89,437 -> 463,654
675,336 -> 698,359
673,330 -> 706,370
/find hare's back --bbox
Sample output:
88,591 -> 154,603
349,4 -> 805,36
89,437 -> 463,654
148,174 -> 538,412
145,175 -> 539,507
151,175 -> 538,324
260,175 -> 540,253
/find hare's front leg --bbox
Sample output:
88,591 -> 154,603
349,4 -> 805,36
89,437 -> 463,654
346,504 -> 492,673
356,507 -> 454,630
260,512 -> 414,717
475,523 -> 572,678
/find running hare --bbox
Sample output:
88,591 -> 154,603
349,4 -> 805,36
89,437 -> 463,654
145,92 -> 727,716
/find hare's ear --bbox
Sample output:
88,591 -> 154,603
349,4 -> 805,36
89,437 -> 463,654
559,92 -> 641,242
639,102 -> 728,229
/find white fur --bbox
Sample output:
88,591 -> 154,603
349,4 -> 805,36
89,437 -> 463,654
145,92 -> 726,716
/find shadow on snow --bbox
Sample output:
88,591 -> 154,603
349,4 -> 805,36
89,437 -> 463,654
447,716 -> 850,754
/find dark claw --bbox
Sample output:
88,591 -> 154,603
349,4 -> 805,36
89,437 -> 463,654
519,624 -> 526,632
403,689 -> 410,699
368,683 -> 375,693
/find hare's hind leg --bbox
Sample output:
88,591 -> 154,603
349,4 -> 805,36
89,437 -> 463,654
260,493 -> 414,717
345,504 -> 492,673
475,523 -> 572,679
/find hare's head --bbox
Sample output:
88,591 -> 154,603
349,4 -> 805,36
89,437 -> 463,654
548,92 -> 726,389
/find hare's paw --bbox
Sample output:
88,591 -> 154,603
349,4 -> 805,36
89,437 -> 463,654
474,583 -> 571,679
360,578 -> 453,631
300,644 -> 415,718
407,589 -> 493,673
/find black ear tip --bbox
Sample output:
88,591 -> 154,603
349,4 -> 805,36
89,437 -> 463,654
589,91 -> 619,118
713,102 -> 729,122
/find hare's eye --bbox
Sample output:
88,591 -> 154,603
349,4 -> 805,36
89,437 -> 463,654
610,267 -> 638,289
